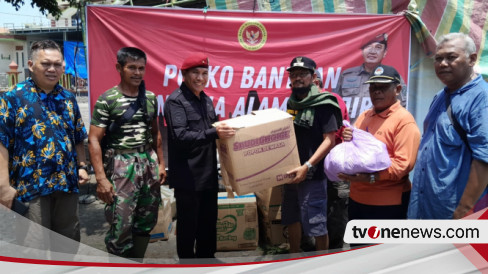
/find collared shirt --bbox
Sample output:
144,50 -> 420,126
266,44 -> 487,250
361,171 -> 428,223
408,75 -> 488,219
90,86 -> 157,149
333,64 -> 407,124
351,101 -> 420,206
164,83 -> 219,191
0,78 -> 87,202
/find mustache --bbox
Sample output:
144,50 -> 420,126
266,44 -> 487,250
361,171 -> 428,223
289,81 -> 305,87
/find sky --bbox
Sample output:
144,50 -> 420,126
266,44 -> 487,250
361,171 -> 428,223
0,1 -> 50,28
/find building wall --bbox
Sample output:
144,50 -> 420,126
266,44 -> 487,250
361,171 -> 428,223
48,6 -> 79,28
0,40 -> 29,87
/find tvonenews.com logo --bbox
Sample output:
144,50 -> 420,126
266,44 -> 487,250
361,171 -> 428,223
368,226 -> 380,239
344,220 -> 488,244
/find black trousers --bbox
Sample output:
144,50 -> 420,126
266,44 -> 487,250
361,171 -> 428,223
174,189 -> 218,259
348,191 -> 410,248
327,181 -> 350,250
348,191 -> 411,221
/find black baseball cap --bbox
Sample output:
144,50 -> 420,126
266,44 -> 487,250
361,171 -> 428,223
287,56 -> 316,72
364,65 -> 401,84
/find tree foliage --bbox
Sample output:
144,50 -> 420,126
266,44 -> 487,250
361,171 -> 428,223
4,0 -> 78,19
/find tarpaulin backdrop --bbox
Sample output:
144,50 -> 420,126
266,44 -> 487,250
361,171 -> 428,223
86,6 -> 411,118
63,41 -> 87,79
207,0 -> 488,78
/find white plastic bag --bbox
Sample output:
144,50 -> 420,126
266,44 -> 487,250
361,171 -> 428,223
324,120 -> 391,181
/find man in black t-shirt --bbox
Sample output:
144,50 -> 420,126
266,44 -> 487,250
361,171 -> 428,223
284,56 -> 342,253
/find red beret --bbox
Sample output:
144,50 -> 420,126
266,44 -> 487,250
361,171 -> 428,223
181,52 -> 209,70
360,33 -> 388,49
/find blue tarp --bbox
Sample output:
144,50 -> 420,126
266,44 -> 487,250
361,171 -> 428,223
63,41 -> 87,79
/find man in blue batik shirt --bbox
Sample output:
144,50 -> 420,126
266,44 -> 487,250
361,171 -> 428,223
408,33 -> 488,219
0,40 -> 89,256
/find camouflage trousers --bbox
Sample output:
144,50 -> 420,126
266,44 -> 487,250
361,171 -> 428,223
104,150 -> 161,256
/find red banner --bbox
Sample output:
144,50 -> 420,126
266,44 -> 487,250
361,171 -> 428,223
86,6 -> 411,119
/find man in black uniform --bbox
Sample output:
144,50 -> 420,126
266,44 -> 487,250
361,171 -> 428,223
164,52 -> 235,260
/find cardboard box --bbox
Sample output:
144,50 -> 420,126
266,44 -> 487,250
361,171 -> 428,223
217,108 -> 300,195
149,197 -> 173,242
216,192 -> 259,251
161,185 -> 176,219
255,185 -> 288,245
255,185 -> 283,221
268,219 -> 288,245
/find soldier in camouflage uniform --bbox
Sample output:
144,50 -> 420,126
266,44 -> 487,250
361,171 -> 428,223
88,47 -> 167,260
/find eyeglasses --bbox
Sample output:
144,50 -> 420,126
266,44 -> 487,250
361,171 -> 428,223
289,71 -> 311,79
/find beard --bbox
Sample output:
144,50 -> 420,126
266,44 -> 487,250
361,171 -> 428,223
291,85 -> 311,97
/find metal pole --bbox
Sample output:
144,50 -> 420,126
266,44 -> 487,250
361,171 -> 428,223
155,0 -> 203,8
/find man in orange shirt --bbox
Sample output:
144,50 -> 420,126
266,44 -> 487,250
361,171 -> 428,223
338,65 -> 420,220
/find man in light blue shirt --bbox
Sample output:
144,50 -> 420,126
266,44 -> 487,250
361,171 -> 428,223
408,33 -> 488,219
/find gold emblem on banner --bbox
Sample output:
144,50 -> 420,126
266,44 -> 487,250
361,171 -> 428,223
238,20 -> 267,51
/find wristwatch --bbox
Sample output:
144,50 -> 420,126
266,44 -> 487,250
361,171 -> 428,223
304,161 -> 313,170
369,173 -> 376,184
78,165 -> 89,171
